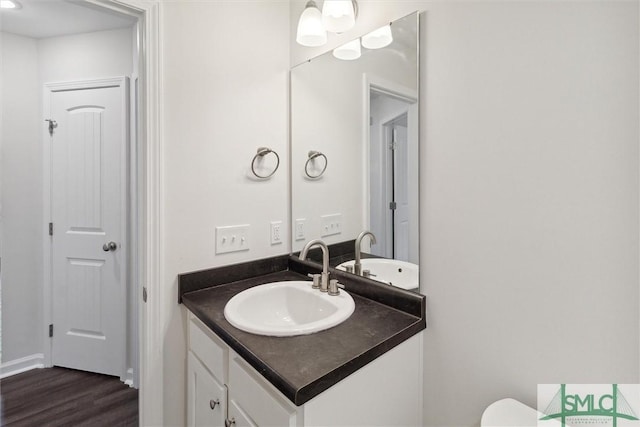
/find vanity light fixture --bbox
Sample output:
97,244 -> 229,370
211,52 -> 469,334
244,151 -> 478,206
361,24 -> 393,49
321,0 -> 356,33
0,0 -> 21,9
333,38 -> 361,60
296,0 -> 357,47
332,23 -> 393,61
296,0 -> 327,47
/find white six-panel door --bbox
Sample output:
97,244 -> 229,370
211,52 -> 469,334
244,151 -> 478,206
47,78 -> 127,377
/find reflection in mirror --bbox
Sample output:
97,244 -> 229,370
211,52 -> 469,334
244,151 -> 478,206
291,12 -> 420,292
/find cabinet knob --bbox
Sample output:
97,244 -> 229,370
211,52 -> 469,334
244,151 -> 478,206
210,399 -> 220,410
225,417 -> 236,427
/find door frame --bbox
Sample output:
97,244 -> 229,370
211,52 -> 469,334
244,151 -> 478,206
362,74 -> 418,254
381,112 -> 409,258
41,1 -> 163,425
386,116 -> 411,260
43,76 -> 130,381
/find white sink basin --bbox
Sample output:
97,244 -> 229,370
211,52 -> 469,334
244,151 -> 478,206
223,281 -> 355,337
337,258 -> 419,291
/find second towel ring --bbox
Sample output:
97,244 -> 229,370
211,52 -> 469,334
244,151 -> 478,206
251,147 -> 280,179
305,150 -> 328,179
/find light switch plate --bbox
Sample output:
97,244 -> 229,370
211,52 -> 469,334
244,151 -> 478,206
320,213 -> 342,237
216,224 -> 250,254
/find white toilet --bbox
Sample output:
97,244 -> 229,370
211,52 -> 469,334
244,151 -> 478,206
480,398 -> 540,427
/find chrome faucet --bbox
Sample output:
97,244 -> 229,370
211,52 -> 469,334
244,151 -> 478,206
299,239 -> 330,292
354,231 -> 377,276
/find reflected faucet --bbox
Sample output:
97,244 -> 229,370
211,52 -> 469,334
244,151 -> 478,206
299,239 -> 330,292
354,231 -> 377,276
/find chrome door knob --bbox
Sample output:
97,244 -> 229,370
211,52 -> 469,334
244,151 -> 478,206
102,241 -> 117,252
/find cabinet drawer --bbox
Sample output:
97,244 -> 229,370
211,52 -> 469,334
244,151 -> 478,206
189,314 -> 227,384
228,351 -> 298,427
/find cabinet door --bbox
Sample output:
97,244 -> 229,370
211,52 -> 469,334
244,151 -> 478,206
228,352 -> 298,427
188,352 -> 226,427
228,400 -> 257,427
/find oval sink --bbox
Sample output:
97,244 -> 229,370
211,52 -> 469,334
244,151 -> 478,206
223,281 -> 355,337
337,259 -> 419,291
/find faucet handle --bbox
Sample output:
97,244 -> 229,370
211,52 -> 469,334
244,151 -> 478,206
328,279 -> 342,296
362,269 -> 377,279
307,273 -> 321,289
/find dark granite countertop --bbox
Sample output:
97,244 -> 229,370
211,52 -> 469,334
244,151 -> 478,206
180,256 -> 426,406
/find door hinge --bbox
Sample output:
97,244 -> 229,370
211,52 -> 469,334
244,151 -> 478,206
49,324 -> 53,337
389,201 -> 397,210
45,119 -> 57,136
49,222 -> 53,236
142,287 -> 147,303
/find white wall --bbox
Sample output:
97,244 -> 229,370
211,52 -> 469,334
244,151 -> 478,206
161,2 -> 290,424
0,32 -> 43,363
39,28 -> 133,83
291,58 -> 365,250
292,1 -> 639,426
0,28 -> 133,372
423,3 -> 638,424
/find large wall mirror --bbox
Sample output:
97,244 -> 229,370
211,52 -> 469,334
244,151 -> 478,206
291,12 -> 420,292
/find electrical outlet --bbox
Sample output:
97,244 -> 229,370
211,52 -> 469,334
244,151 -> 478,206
295,218 -> 306,241
320,213 -> 342,237
216,224 -> 250,254
270,221 -> 282,245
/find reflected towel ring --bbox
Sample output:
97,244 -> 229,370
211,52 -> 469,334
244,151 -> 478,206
251,147 -> 280,179
305,150 -> 328,179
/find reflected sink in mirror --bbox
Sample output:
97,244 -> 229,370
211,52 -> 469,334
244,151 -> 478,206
337,259 -> 419,292
223,281 -> 355,337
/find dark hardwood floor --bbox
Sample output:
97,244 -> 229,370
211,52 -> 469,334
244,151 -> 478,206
0,367 -> 138,426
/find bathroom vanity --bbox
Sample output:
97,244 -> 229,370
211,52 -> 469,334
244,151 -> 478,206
178,11 -> 425,426
179,256 -> 426,427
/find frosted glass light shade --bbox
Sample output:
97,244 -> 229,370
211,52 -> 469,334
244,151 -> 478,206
333,39 -> 361,60
0,0 -> 21,9
296,1 -> 327,47
322,0 -> 356,33
361,25 -> 393,49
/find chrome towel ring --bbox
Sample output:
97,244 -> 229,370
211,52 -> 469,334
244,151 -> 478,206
251,147 -> 280,179
305,150 -> 328,179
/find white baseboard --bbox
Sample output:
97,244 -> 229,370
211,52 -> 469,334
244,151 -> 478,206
0,353 -> 45,379
123,367 -> 134,387
1,356 -> 137,387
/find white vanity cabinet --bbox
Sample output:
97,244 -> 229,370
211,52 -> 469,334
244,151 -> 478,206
187,312 -> 423,427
